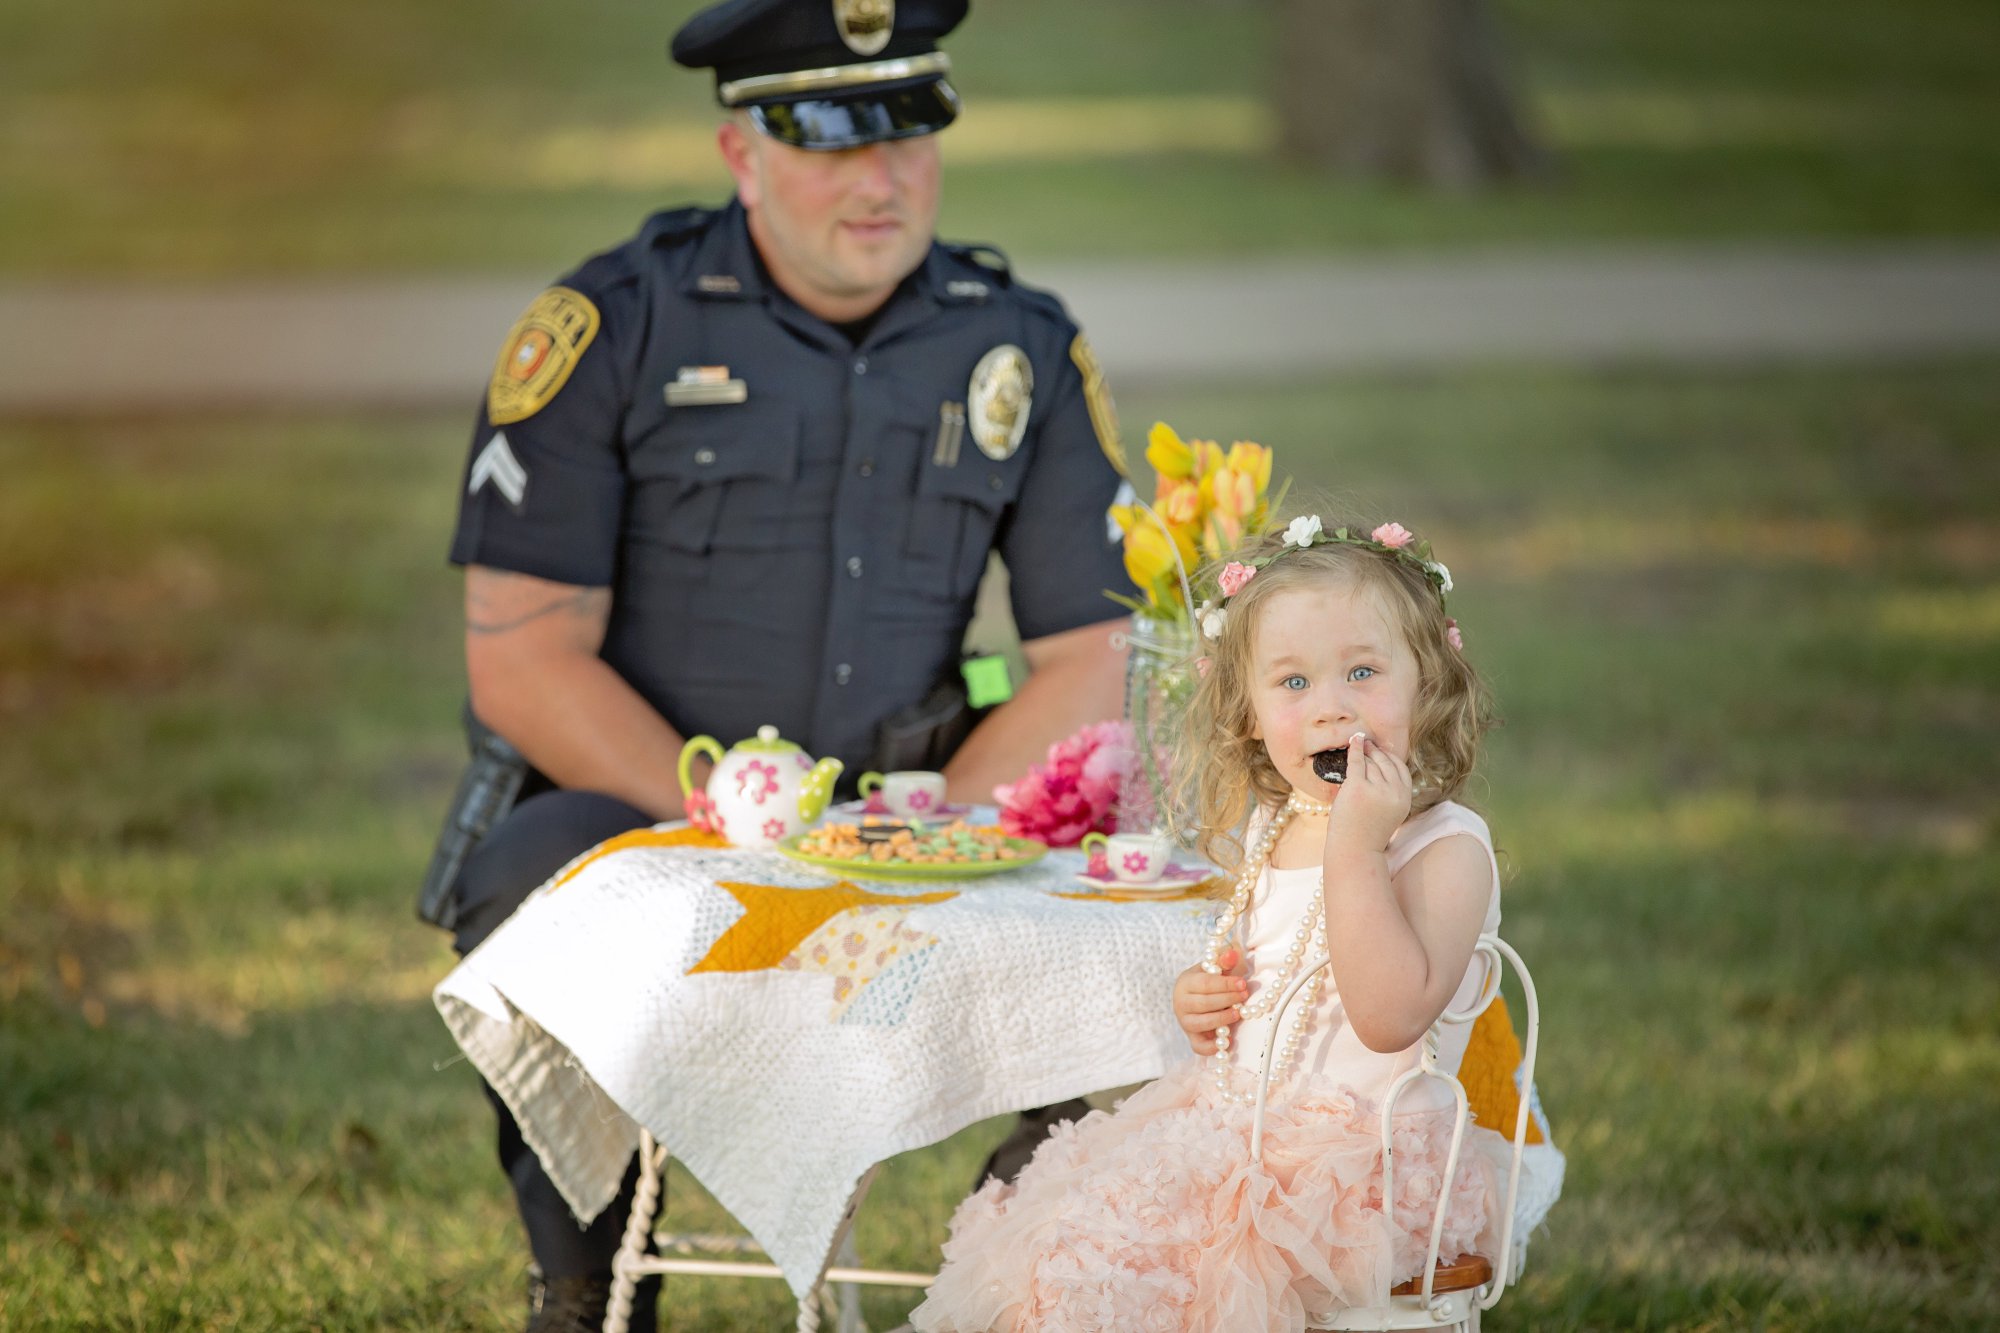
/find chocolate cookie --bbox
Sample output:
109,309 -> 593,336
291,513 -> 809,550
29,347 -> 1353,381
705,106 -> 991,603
1311,747 -> 1349,784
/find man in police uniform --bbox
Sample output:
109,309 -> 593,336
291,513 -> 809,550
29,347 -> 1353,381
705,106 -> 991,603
438,0 -> 1134,1325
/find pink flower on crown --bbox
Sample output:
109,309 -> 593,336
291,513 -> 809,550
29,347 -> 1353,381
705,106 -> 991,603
1446,618 -> 1464,651
1218,561 -> 1257,597
1371,522 -> 1416,549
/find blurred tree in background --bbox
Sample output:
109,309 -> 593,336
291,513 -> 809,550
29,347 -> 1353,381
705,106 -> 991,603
1277,0 -> 1546,186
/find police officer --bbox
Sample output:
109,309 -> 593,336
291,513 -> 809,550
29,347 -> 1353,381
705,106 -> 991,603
434,0 -> 1135,1326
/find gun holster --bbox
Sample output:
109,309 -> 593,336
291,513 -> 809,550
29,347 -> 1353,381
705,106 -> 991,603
869,674 -> 985,776
416,708 -> 530,930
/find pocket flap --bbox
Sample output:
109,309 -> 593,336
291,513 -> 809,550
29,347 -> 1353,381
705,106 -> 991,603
630,402 -> 801,486
914,452 -> 1024,513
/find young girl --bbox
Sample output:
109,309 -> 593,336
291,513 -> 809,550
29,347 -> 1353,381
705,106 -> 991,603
912,517 -> 1509,1333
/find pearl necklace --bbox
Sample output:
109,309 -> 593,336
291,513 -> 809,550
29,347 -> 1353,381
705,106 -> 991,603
1201,791 -> 1333,1104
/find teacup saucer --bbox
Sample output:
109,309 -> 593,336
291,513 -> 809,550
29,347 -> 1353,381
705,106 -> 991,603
1072,863 -> 1214,895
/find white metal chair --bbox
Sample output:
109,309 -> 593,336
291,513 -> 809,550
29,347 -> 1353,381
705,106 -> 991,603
602,1136 -> 933,1333
1250,934 -> 1546,1332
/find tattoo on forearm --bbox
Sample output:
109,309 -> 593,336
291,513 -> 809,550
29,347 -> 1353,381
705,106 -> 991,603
466,587 -> 609,634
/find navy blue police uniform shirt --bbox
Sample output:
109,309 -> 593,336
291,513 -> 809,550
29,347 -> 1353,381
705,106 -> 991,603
449,199 -> 1134,778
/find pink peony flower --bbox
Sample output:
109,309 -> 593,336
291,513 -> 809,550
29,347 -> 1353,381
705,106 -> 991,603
994,720 -> 1134,847
1371,521 -> 1416,549
1217,560 -> 1256,597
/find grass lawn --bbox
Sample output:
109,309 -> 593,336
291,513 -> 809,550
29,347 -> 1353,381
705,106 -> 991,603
3,361 -> 1997,1329
6,0 -> 2000,275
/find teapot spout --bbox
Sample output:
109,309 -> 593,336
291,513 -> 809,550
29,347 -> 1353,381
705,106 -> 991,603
798,757 -> 845,822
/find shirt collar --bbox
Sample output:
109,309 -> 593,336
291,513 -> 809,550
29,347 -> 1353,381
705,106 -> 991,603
678,198 -> 766,303
681,197 -> 968,350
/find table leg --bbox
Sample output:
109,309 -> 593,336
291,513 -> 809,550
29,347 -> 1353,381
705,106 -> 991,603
606,1131 -> 667,1333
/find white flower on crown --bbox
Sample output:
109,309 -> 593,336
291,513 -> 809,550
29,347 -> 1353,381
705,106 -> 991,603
1199,599 -> 1227,641
1283,515 -> 1324,548
1425,560 -> 1453,594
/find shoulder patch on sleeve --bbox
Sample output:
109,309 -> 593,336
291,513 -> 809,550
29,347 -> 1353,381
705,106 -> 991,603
488,287 -> 601,425
1069,333 -> 1126,477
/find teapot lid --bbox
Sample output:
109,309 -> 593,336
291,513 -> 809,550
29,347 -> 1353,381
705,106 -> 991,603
734,724 -> 800,755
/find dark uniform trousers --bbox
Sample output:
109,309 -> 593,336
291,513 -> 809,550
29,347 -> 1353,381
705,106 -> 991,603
453,789 -> 1087,1306
453,791 -> 660,1320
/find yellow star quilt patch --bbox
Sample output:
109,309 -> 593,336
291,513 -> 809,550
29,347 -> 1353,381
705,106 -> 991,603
550,826 -> 728,891
1460,1000 -> 1544,1145
688,881 -> 957,976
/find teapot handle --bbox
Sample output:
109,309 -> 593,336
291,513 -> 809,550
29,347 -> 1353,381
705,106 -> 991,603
677,735 -> 725,802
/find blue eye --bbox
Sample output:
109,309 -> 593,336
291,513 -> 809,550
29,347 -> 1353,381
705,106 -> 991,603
1349,666 -> 1376,682
1283,675 -> 1308,690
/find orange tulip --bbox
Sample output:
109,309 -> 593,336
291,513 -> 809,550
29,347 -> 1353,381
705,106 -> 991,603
1157,478 -> 1202,528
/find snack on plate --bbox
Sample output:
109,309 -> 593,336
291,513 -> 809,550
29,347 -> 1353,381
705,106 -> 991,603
797,817 -> 1032,866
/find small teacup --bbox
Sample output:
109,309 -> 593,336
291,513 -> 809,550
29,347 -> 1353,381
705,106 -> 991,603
1080,830 -> 1177,882
857,770 -> 949,819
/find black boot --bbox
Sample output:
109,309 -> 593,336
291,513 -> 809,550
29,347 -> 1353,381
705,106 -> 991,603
977,1099 -> 1094,1186
526,1270 -> 659,1333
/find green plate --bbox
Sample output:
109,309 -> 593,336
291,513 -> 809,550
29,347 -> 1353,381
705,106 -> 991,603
775,832 -> 1048,880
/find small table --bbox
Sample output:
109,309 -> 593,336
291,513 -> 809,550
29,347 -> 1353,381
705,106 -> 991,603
434,824 -> 1218,1331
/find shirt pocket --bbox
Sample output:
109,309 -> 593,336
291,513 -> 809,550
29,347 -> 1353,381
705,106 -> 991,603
902,443 -> 1029,600
627,401 -> 806,556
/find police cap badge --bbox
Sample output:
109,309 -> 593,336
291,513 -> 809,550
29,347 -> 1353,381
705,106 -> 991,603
671,0 -> 967,150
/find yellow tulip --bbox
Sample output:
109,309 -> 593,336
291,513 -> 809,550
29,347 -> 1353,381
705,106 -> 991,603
1121,521 -> 1179,603
1145,422 -> 1194,480
1224,441 -> 1272,496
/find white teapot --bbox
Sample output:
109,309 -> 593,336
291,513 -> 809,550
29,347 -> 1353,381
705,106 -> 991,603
677,725 -> 843,850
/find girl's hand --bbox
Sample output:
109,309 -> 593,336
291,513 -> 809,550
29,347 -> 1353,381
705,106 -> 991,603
1328,734 -> 1413,854
1173,947 -> 1249,1056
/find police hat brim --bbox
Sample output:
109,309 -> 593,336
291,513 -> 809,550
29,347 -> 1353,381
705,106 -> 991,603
748,79 -> 960,150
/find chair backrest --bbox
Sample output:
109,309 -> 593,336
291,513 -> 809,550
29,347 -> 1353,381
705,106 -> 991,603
1250,933 -> 1542,1312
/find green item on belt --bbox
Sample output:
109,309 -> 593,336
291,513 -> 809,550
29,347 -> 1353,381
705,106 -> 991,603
961,654 -> 1014,708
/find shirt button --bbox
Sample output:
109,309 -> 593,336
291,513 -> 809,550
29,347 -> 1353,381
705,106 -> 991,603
846,556 -> 863,579
858,459 -> 875,477
694,448 -> 717,466
834,663 -> 853,685
852,357 -> 868,375
987,474 -> 1004,491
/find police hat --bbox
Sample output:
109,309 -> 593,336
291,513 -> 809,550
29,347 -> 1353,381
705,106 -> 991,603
672,0 -> 967,150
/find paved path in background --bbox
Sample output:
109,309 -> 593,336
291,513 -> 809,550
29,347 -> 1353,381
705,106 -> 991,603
6,243 -> 2000,413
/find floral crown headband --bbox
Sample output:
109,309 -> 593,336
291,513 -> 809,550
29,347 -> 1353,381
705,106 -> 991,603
1198,516 -> 1460,647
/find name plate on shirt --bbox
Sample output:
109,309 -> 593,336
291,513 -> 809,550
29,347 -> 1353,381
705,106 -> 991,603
665,366 -> 749,407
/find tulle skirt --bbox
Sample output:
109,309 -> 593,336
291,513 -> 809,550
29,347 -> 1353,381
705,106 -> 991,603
910,1059 -> 1501,1333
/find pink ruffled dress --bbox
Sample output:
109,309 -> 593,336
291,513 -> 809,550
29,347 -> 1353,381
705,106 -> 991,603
911,802 -> 1507,1333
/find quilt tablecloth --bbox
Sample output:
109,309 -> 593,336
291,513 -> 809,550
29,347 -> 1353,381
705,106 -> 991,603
433,825 -> 1218,1298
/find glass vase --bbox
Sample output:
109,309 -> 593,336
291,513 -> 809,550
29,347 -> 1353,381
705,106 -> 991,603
1119,610 -> 1199,836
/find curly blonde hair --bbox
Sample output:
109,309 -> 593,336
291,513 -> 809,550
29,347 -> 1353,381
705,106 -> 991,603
1170,523 -> 1494,874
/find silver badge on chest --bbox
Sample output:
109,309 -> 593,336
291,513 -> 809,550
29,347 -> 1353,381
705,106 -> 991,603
967,344 -> 1033,461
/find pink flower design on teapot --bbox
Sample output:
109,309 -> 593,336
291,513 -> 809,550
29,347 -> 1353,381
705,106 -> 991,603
738,760 -> 780,804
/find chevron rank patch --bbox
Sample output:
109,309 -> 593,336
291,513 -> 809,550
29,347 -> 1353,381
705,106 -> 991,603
488,287 -> 600,425
467,431 -> 528,509
1069,333 -> 1125,476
